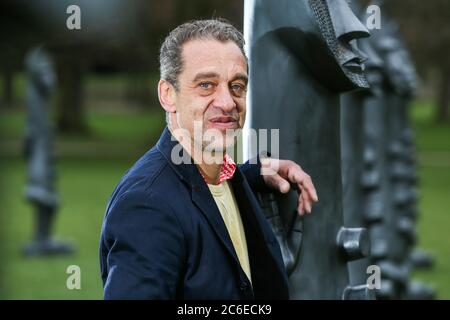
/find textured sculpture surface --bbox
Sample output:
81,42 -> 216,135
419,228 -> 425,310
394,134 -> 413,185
23,47 -> 74,256
356,2 -> 435,299
245,0 -> 372,299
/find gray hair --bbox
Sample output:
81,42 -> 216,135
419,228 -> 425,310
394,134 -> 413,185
159,18 -> 247,92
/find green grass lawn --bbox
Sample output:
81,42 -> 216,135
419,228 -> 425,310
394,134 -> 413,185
410,100 -> 450,299
0,99 -> 449,299
0,108 -> 165,299
1,158 -> 133,299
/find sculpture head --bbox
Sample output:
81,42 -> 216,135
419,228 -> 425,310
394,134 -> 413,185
378,36 -> 418,96
310,0 -> 370,89
25,46 -> 56,94
262,0 -> 369,91
359,38 -> 384,96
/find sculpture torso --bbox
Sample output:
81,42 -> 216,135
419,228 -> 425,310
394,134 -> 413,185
245,0 -> 371,299
24,47 -> 58,208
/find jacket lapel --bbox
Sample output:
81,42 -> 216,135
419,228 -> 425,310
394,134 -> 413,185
231,168 -> 290,299
156,128 -> 242,270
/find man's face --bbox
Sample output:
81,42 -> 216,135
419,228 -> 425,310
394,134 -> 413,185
172,39 -> 248,152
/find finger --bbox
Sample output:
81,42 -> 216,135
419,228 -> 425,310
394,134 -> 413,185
298,186 -> 310,215
261,157 -> 280,176
305,194 -> 312,214
299,185 -> 313,214
297,192 -> 304,216
271,174 -> 291,193
279,179 -> 291,194
288,169 -> 311,191
296,175 -> 318,202
261,163 -> 277,177
300,180 -> 318,203
302,188 -> 312,214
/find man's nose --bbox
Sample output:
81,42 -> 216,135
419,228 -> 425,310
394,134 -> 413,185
326,0 -> 370,43
213,85 -> 237,112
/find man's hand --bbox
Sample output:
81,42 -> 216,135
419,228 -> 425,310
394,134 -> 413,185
261,157 -> 318,216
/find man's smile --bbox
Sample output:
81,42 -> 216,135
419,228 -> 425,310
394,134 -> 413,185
208,116 -> 239,130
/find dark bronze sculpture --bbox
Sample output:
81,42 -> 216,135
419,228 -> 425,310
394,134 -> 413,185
341,28 -> 384,289
357,2 -> 435,299
23,46 -> 74,256
377,27 -> 435,300
245,0 -> 372,299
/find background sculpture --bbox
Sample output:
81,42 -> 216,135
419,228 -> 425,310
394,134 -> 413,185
357,1 -> 435,299
340,25 -> 384,289
23,46 -> 74,256
244,0 -> 372,299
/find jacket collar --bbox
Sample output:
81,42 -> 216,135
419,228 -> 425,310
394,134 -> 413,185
156,127 -> 202,187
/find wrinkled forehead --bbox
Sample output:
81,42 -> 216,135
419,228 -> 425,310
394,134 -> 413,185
180,39 -> 248,78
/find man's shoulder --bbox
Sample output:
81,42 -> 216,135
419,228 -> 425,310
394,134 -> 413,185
106,145 -> 181,212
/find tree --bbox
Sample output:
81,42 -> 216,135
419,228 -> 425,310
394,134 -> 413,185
383,0 -> 450,122
54,50 -> 88,134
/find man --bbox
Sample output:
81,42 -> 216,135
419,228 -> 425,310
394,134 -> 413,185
100,19 -> 318,299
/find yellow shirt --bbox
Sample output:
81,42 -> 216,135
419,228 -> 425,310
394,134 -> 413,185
207,181 -> 252,282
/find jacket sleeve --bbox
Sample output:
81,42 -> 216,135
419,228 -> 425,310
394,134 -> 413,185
101,190 -> 186,299
239,155 -> 272,193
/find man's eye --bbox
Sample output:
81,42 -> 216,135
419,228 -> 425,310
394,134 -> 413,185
199,82 -> 213,89
231,84 -> 246,95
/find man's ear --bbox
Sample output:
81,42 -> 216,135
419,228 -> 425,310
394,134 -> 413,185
158,79 -> 177,113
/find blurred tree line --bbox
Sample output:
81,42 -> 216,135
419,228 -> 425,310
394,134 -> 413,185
382,0 -> 450,122
0,0 -> 449,136
0,0 -> 242,134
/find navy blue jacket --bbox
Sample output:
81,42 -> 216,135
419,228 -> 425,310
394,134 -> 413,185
100,128 -> 289,299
